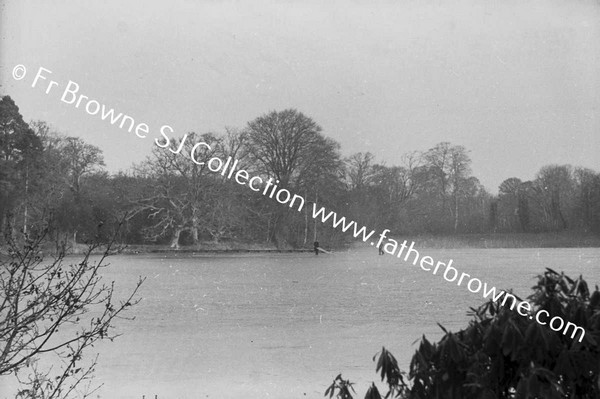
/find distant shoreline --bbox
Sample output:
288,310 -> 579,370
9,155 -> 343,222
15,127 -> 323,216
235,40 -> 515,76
34,231 -> 600,256
121,247 -> 317,254
406,232 -> 600,249
108,232 -> 600,255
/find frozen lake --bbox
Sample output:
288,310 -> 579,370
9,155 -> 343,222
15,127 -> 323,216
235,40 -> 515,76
1,246 -> 599,399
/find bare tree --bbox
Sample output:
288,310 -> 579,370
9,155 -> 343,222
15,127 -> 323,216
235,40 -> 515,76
422,142 -> 472,232
423,142 -> 453,201
246,109 -> 324,187
344,152 -> 375,192
295,135 -> 344,245
448,145 -> 471,232
497,177 -> 524,231
573,167 -> 600,232
535,164 -> 573,230
61,137 -> 105,197
399,150 -> 426,197
132,131 -> 251,247
0,225 -> 143,399
245,109 -> 341,246
132,133 -> 217,247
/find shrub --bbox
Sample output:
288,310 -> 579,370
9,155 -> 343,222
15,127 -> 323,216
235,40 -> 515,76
327,268 -> 600,399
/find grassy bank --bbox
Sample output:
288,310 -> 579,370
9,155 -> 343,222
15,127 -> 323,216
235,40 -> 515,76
119,240 -> 312,254
60,240 -> 290,255
398,232 -> 600,249
31,231 -> 600,256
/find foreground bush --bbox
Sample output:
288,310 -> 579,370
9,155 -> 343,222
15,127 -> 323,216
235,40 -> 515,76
0,228 -> 143,399
327,268 -> 600,399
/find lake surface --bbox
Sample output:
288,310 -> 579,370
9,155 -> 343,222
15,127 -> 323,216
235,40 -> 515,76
1,246 -> 598,399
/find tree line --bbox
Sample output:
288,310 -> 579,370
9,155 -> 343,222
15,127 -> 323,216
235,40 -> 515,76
1,95 -> 599,250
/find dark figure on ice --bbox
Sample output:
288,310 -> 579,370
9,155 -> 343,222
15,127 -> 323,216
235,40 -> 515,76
314,241 -> 320,255
378,246 -> 385,255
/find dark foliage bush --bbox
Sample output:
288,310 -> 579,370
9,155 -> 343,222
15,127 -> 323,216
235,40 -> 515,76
327,268 -> 600,399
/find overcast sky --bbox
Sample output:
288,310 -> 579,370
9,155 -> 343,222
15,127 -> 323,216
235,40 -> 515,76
1,0 -> 599,192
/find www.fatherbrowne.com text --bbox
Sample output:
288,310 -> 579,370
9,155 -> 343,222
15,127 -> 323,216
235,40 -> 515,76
312,206 -> 586,343
14,63 -> 587,343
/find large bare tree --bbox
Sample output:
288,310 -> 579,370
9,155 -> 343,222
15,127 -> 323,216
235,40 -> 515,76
132,131 -> 251,247
246,109 -> 324,187
245,109 -> 342,246
422,142 -> 473,232
131,132 -> 220,247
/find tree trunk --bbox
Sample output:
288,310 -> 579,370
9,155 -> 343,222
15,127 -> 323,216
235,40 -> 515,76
266,218 -> 271,242
191,226 -> 199,245
23,165 -> 29,235
518,195 -> 530,232
313,192 -> 318,242
271,212 -> 287,249
0,211 -> 5,238
190,212 -> 200,244
454,193 -> 459,233
303,190 -> 308,245
489,201 -> 497,233
170,228 -> 182,249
